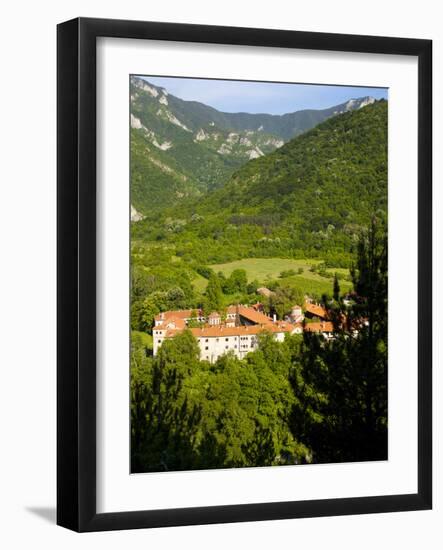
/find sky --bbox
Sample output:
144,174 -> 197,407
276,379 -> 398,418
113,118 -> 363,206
141,76 -> 388,115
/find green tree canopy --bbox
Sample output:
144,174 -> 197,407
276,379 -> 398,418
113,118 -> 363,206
223,268 -> 248,294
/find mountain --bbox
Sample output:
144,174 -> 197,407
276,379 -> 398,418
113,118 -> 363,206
130,76 -> 376,214
132,100 -> 387,267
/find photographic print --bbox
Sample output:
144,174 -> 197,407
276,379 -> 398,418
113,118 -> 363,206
130,75 -> 388,474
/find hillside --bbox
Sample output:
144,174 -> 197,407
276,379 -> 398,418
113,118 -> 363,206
132,99 -> 387,267
130,76 -> 376,213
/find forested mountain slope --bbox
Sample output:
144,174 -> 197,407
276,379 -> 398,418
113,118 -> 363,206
130,75 -> 376,214
133,100 -> 387,267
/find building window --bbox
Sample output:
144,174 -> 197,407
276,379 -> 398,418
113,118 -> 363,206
225,338 -> 229,342
225,345 -> 229,349
205,339 -> 208,342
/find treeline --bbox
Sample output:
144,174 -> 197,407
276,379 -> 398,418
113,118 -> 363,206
131,222 -> 388,471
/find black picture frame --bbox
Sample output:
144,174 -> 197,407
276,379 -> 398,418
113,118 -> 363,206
57,17 -> 432,532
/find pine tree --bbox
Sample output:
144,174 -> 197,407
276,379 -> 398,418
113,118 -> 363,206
333,274 -> 340,302
291,220 -> 388,463
205,273 -> 223,313
131,330 -> 203,473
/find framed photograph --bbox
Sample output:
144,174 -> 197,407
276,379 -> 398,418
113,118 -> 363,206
57,17 -> 432,532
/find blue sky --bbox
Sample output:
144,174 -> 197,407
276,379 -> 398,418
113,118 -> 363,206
141,76 -> 388,115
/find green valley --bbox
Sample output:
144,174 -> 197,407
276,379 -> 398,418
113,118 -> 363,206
130,78 -> 388,473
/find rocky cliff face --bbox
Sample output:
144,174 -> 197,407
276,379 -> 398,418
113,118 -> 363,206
131,204 -> 144,222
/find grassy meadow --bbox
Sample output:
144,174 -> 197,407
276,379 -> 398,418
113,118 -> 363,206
207,257 -> 352,297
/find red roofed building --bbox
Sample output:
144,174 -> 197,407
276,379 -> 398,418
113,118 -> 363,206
304,321 -> 334,339
208,311 -> 221,326
154,308 -> 205,326
237,306 -> 273,326
225,305 -> 273,327
152,316 -> 187,355
153,303 -> 303,362
194,322 -> 302,362
304,302 -> 329,320
290,304 -> 304,323
152,301 -> 337,361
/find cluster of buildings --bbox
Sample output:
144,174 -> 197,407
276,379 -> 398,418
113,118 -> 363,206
153,302 -> 334,363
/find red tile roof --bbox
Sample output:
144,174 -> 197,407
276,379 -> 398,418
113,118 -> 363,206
155,309 -> 203,322
304,321 -> 334,333
237,306 -> 273,325
155,316 -> 187,331
190,322 -> 295,338
304,302 -> 329,319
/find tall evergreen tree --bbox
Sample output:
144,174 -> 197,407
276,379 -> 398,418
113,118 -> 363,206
205,272 -> 223,313
290,220 -> 387,463
131,330 -> 204,472
333,274 -> 340,302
